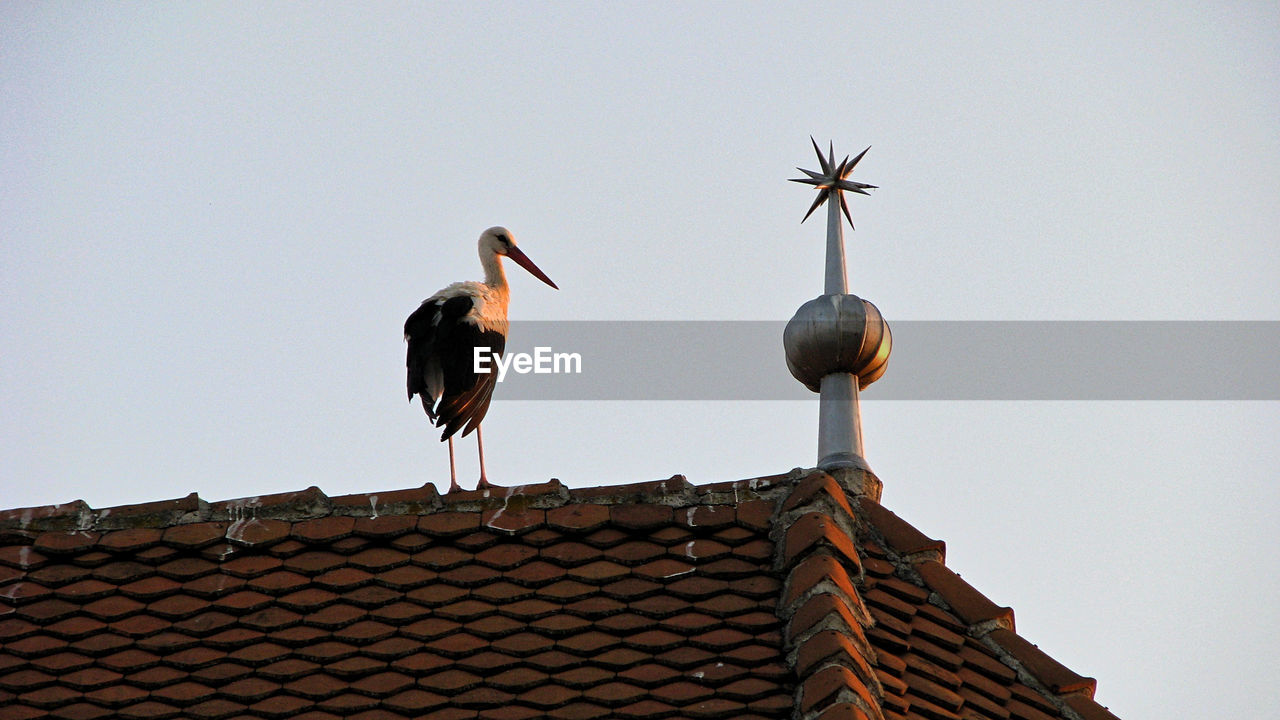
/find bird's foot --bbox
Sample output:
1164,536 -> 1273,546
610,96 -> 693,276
476,476 -> 495,491
447,479 -> 462,494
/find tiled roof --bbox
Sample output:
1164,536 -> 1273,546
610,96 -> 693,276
0,470 -> 1120,720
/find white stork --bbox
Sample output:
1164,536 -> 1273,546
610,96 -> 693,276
405,227 -> 558,492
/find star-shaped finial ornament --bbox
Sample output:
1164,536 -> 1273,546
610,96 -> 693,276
790,137 -> 876,228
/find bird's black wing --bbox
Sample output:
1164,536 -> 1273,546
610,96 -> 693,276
405,299 -> 439,408
406,294 -> 505,440
435,320 -> 504,440
406,295 -> 469,420
407,294 -> 453,415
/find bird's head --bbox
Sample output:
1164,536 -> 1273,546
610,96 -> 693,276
480,226 -> 558,289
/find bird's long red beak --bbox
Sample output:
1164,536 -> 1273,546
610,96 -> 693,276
505,246 -> 559,289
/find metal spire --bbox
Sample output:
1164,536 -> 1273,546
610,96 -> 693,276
782,138 -> 891,485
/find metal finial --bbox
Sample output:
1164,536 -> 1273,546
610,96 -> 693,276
789,137 -> 876,229
783,138 -> 890,484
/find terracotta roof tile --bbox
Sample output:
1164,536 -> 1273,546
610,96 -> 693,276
784,512 -> 863,571
442,529 -> 492,551
253,693 -> 316,717
54,702 -> 117,720
111,615 -> 168,640
417,512 -> 480,537
789,592 -> 867,643
539,540 -> 599,566
987,628 -> 1096,697
189,662 -> 250,687
544,504 -> 611,532
914,561 -> 1014,630
0,501 -> 91,534
1,582 -> 52,607
707,553 -> 763,576
1063,694 -> 1122,720
602,539 -> 665,564
223,518 -> 291,547
34,532 -> 101,556
319,691 -> 380,713
371,601 -> 430,624
97,528 -> 165,554
615,697 -> 678,718
581,526 -> 627,548
782,471 -> 854,516
342,583 -> 400,608
220,555 -> 283,580
48,581 -> 112,606
784,552 -> 862,608
154,556 -> 216,581
518,527 -> 561,547
0,470 -> 1115,720
30,651 -> 91,675
248,569 -> 309,594
387,532 -> 432,553
350,514 -> 419,538
323,654 -> 386,680
312,566 -> 373,592
481,506 -> 546,535
475,543 -> 538,570
76,595 -> 142,622
610,504 -> 674,531
292,516 -> 356,544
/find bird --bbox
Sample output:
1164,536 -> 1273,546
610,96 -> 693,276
404,227 -> 558,493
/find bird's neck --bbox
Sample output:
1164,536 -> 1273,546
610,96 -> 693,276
480,250 -> 508,291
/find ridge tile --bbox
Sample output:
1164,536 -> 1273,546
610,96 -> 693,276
988,628 -> 1097,697
858,498 -> 945,560
783,512 -> 862,572
915,561 -> 1014,630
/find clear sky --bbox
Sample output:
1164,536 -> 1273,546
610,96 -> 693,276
3,3 -> 1278,718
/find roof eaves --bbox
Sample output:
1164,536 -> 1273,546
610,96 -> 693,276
857,495 -> 1121,720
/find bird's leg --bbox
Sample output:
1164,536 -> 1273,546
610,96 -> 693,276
475,425 -> 492,489
447,436 -> 461,494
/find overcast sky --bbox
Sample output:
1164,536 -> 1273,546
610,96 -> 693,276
3,3 -> 1278,718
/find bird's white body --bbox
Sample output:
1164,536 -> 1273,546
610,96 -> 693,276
424,280 -> 510,337
404,227 -> 557,492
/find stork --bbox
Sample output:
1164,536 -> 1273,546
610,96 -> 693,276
404,227 -> 558,493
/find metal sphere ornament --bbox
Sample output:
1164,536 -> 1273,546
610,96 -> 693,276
784,293 -> 891,393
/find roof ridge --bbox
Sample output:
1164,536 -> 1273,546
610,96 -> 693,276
777,470 -> 887,720
0,474 -> 797,538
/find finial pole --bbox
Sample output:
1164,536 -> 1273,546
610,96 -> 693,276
824,187 -> 849,295
783,139 -> 890,476
818,175 -> 862,469
817,366 -> 866,470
